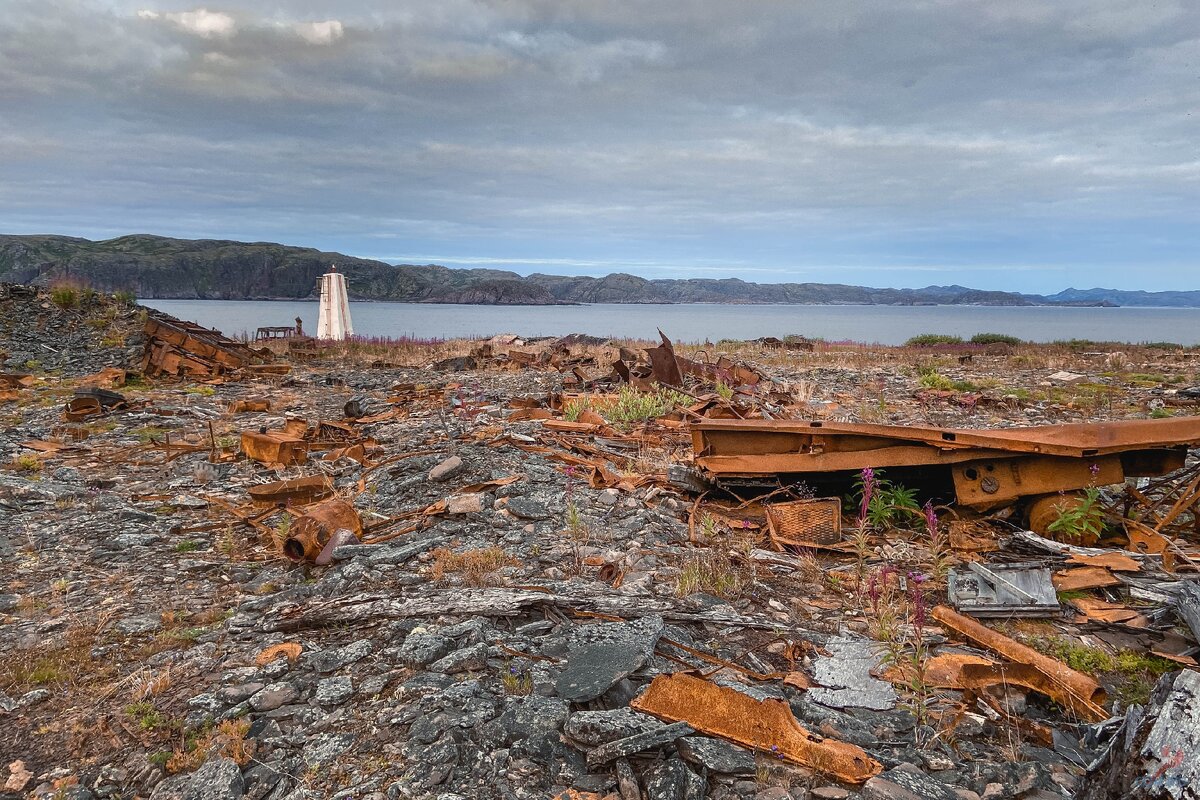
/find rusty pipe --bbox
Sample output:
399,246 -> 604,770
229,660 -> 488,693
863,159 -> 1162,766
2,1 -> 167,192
283,498 -> 362,562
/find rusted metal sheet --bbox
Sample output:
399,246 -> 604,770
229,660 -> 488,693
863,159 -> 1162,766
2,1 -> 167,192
247,475 -> 333,508
0,373 -> 36,389
283,498 -> 362,562
240,431 -> 308,466
644,330 -> 684,386
931,605 -> 1108,721
630,671 -> 882,784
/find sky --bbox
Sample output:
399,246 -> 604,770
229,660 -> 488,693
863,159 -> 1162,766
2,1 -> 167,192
1,1 -> 1198,293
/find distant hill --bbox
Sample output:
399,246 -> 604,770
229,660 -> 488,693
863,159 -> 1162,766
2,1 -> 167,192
1,234 -> 1196,307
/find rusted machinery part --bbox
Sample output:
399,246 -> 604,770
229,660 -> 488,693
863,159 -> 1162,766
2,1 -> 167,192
630,671 -> 882,784
930,605 -> 1108,721
692,417 -> 1200,460
247,475 -> 334,508
1027,492 -> 1097,544
283,498 -> 363,562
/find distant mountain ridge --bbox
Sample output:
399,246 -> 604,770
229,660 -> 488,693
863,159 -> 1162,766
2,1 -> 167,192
1,234 -> 1196,307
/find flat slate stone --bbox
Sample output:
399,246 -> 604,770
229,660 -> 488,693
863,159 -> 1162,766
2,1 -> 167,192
586,721 -> 695,767
553,615 -> 665,703
809,635 -> 898,711
678,735 -> 756,775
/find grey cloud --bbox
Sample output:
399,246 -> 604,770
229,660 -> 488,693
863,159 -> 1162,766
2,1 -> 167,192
0,0 -> 1197,291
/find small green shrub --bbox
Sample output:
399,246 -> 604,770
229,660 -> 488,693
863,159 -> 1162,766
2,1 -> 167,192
1046,487 -> 1105,543
970,332 -> 1022,345
50,283 -> 80,309
113,289 -> 137,306
905,334 -> 963,347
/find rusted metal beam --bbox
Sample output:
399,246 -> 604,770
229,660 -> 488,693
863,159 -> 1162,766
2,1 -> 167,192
930,605 -> 1108,721
241,431 -> 308,466
694,417 -> 1200,460
630,671 -> 882,784
247,475 -> 334,508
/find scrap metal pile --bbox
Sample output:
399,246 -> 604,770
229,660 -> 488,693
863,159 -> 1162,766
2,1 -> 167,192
10,318 -> 1200,798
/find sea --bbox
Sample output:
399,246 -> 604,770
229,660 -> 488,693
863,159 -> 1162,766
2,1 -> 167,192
142,300 -> 1200,346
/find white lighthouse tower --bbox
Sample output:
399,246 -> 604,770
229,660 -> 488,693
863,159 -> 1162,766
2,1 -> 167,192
316,265 -> 353,341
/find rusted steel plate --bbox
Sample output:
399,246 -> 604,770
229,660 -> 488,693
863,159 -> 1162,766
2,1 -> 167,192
931,605 -> 1108,721
693,417 -> 1200,460
1052,566 -> 1122,592
241,431 -> 308,466
247,475 -> 334,508
952,454 -> 1124,508
630,671 -> 882,784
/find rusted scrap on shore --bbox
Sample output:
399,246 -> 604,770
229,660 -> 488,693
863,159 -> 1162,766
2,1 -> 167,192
248,475 -> 333,508
142,312 -> 271,378
931,605 -> 1109,721
630,671 -> 882,784
64,387 -> 130,421
241,430 -> 308,466
691,417 -> 1200,535
282,497 -> 363,563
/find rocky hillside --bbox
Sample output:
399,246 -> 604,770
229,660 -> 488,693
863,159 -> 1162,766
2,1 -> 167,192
3,233 -> 1195,306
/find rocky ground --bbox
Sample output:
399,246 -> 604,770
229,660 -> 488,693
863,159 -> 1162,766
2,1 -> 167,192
2,290 -> 1198,800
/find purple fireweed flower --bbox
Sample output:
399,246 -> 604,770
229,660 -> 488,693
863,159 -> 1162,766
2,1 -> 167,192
907,571 -> 928,634
923,501 -> 938,539
1089,463 -> 1100,478
859,467 -> 876,525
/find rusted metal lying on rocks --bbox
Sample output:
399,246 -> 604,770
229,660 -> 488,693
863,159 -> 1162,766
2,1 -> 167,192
142,312 -> 269,378
630,671 -> 883,784
282,498 -> 363,562
241,430 -> 308,466
247,475 -> 334,508
64,387 -> 129,421
692,418 -> 1200,516
765,498 -> 843,548
931,605 -> 1108,721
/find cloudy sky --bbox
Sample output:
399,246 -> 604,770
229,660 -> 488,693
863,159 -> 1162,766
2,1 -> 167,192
2,1 -> 1197,292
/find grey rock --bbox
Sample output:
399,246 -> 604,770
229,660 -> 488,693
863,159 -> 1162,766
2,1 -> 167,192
498,695 -> 569,743
428,642 -> 489,674
587,721 -> 694,767
506,497 -> 550,520
862,767 -> 962,800
553,615 -> 664,703
397,631 -> 455,667
313,676 -> 354,706
305,639 -> 373,673
642,756 -> 706,800
808,635 -> 897,711
19,688 -> 50,707
679,735 -> 756,775
429,456 -> 465,481
149,756 -> 244,800
812,788 -> 851,800
114,613 -> 164,635
111,532 -> 160,547
249,682 -> 300,712
303,732 -> 356,766
0,594 -> 20,612
216,682 -> 264,705
564,708 -> 664,746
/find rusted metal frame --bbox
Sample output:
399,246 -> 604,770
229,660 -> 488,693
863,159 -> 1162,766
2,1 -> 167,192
1153,472 -> 1200,532
695,445 -> 1012,475
1121,462 -> 1200,523
930,605 -> 1108,722
692,417 -> 1200,459
203,495 -> 276,538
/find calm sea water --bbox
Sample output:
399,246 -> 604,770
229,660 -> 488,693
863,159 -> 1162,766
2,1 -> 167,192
143,300 -> 1200,346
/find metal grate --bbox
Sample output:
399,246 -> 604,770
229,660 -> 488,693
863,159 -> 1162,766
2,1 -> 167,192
766,498 -> 843,546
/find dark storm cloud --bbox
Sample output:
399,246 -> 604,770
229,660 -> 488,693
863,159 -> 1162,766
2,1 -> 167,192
1,0 -> 1197,290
